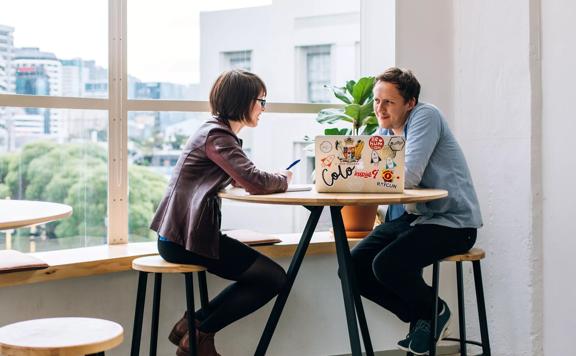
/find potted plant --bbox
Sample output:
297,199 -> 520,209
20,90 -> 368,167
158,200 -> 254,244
317,76 -> 378,136
316,76 -> 380,238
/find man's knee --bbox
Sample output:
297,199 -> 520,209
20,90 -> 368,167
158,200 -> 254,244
371,256 -> 401,285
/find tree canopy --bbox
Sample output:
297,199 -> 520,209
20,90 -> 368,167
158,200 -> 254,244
0,141 -> 167,240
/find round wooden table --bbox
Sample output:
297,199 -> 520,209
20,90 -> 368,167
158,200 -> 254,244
0,200 -> 73,230
219,185 -> 448,356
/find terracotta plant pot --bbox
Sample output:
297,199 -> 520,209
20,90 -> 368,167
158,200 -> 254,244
340,205 -> 378,239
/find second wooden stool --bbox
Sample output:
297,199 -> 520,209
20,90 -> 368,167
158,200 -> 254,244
0,317 -> 123,356
130,255 -> 209,356
407,247 -> 491,356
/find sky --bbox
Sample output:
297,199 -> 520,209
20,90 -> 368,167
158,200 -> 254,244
0,0 -> 272,84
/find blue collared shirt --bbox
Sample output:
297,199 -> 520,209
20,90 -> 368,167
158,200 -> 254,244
379,102 -> 483,228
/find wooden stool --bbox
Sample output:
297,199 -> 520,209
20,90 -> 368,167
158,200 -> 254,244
130,255 -> 209,356
407,247 -> 491,356
0,317 -> 123,355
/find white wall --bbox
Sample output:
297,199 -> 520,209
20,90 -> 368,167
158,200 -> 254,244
393,1 -> 549,355
541,0 -> 576,354
0,255 -> 461,355
453,1 -> 541,355
395,0 -> 454,123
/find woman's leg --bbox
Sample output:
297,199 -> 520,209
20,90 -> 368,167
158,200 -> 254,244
158,234 -> 287,333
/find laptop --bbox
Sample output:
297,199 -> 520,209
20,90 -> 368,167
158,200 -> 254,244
314,135 -> 406,193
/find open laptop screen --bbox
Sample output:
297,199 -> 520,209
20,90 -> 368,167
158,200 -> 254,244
314,135 -> 405,193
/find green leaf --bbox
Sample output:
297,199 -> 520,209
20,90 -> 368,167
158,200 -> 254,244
317,108 -> 353,124
360,123 -> 379,135
359,100 -> 375,120
352,77 -> 375,104
346,80 -> 356,96
327,85 -> 352,104
361,115 -> 378,126
324,127 -> 349,135
344,104 -> 361,121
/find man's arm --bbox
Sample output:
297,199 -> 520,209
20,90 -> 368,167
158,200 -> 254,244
404,106 -> 443,188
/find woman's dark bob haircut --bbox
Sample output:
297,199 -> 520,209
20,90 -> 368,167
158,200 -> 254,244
209,69 -> 267,122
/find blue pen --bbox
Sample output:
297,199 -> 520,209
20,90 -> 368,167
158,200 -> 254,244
286,159 -> 301,170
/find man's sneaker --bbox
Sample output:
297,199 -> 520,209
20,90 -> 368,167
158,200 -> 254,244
408,300 -> 451,355
396,332 -> 412,351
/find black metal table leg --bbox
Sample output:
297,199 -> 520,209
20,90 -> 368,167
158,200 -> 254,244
331,206 -> 374,355
254,206 -> 323,356
131,271 -> 148,356
330,206 -> 363,356
150,273 -> 162,356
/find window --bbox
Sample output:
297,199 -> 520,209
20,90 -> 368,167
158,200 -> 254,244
222,50 -> 252,71
0,107 -> 108,252
303,45 -> 332,103
0,2 -> 107,98
1,0 -> 369,252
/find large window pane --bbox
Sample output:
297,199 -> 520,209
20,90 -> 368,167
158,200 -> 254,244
127,111 -> 208,242
0,107 -> 108,252
0,1 -> 108,98
128,0 -> 360,102
127,111 -> 331,242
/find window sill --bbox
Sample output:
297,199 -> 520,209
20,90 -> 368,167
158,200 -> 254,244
0,232 -> 358,288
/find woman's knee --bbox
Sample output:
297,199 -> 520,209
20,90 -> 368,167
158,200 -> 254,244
256,259 -> 288,295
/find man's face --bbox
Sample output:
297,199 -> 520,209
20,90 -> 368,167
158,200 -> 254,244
373,81 -> 416,134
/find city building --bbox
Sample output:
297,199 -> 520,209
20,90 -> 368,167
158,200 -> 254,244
0,24 -> 14,92
12,47 -> 64,139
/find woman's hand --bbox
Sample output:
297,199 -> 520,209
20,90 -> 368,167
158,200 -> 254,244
281,170 -> 294,185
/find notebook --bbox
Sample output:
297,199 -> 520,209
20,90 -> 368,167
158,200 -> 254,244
224,229 -> 282,246
314,135 -> 406,193
286,184 -> 312,192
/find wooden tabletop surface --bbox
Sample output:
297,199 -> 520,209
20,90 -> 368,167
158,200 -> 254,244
219,185 -> 448,206
0,317 -> 123,355
0,200 -> 73,230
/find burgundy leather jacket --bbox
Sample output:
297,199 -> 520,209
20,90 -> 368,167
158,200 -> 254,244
150,118 -> 288,259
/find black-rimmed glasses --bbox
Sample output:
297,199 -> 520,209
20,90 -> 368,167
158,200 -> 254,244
256,98 -> 266,108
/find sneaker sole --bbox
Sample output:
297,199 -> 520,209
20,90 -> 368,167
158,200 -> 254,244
397,342 -> 411,352
407,318 -> 451,355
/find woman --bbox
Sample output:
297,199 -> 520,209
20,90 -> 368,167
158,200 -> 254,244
150,70 -> 292,356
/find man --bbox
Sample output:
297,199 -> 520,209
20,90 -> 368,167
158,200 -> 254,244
350,67 -> 482,355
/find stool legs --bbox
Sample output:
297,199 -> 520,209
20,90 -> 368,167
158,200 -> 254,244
184,273 -> 198,356
150,273 -> 163,356
131,270 -> 209,356
429,262 -> 440,356
473,261 -> 491,356
131,271 -> 148,356
456,261 -> 467,356
198,271 -> 209,310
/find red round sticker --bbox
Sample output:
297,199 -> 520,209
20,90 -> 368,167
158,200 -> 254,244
382,170 -> 394,182
369,136 -> 385,150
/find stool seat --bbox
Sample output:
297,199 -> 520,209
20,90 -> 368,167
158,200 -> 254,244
132,255 -> 206,273
0,317 -> 123,356
443,247 -> 485,262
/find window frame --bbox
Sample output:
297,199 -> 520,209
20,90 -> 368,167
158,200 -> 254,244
0,0 -> 343,247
